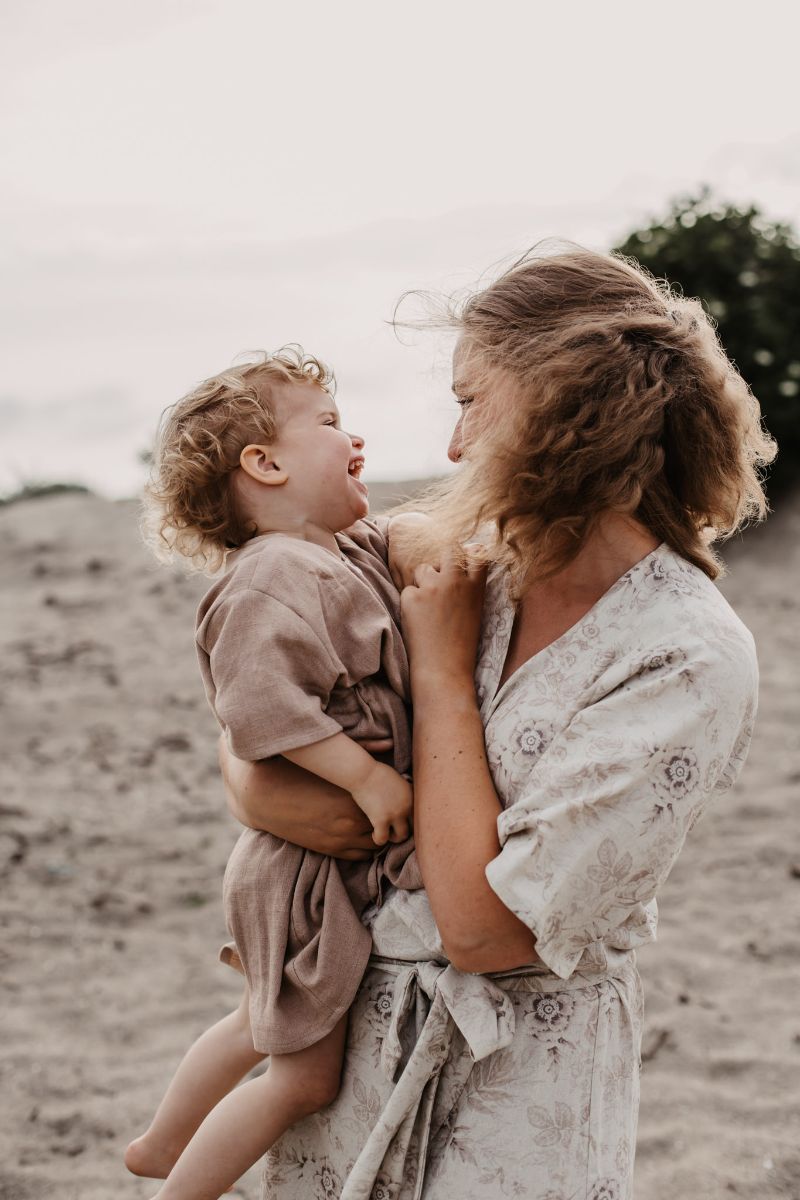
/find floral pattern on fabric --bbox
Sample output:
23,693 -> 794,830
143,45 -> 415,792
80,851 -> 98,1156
262,545 -> 757,1200
481,547 -> 758,980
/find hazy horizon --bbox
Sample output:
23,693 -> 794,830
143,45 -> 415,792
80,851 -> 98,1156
3,1 -> 799,497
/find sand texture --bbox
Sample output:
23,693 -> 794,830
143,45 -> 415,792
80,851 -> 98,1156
0,492 -> 798,1199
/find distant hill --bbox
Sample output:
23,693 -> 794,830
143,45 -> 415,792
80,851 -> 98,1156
363,477 -> 441,513
0,477 -> 441,514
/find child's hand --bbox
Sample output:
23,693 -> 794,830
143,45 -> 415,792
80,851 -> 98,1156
350,761 -> 413,846
387,512 -> 438,591
400,546 -> 487,689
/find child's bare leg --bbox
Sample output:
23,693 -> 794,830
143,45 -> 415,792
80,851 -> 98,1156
126,985 -> 265,1179
151,1013 -> 348,1200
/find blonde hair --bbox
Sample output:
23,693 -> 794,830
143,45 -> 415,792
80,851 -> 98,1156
142,346 -> 334,572
400,243 -> 776,589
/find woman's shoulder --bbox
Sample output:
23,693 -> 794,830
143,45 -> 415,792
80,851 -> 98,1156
609,545 -> 759,710
631,544 -> 755,654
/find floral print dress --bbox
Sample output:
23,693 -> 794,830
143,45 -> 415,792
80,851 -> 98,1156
261,545 -> 758,1200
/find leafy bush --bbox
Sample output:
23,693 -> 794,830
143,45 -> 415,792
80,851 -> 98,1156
614,189 -> 800,495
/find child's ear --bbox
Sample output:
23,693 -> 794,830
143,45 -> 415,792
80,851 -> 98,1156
239,444 -> 289,486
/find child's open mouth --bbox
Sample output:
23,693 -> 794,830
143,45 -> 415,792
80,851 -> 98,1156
348,455 -> 368,495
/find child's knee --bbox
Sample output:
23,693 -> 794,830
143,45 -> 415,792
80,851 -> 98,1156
293,1069 -> 342,1116
230,993 -> 259,1054
268,1057 -> 342,1116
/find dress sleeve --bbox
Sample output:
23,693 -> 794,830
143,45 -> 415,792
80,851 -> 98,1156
207,589 -> 344,761
484,641 -> 758,978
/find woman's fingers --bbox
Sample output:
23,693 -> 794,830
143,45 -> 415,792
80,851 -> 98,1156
463,542 -> 487,577
412,561 -> 439,586
411,545 -> 487,587
437,544 -> 464,573
400,542 -> 488,689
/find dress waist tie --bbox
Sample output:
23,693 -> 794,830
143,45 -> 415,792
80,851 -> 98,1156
339,957 -> 516,1200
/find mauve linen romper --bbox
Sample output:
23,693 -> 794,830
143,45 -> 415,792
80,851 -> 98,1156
195,519 -> 421,1056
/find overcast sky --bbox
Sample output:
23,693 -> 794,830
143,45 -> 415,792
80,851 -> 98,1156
3,0 -> 799,495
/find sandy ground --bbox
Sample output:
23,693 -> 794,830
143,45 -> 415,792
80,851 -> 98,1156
0,490 -> 798,1200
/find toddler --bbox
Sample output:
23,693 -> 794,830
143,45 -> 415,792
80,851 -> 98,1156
126,348 -> 422,1200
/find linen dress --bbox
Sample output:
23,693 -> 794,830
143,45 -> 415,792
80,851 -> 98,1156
261,544 -> 758,1200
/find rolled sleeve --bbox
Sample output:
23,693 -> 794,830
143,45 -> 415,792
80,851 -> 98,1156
485,645 -> 758,978
208,590 -> 343,761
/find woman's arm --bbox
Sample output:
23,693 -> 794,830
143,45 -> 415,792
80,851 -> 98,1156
283,732 -> 412,845
401,557 -> 539,974
219,736 -> 378,861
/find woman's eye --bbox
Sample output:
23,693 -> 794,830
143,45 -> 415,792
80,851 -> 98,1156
455,395 -> 474,408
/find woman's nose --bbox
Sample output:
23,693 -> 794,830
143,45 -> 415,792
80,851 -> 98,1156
447,419 -> 463,463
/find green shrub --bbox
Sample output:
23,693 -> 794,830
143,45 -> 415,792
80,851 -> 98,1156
614,189 -> 799,496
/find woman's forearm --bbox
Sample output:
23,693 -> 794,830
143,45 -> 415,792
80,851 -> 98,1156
412,675 -> 538,973
218,738 -> 377,859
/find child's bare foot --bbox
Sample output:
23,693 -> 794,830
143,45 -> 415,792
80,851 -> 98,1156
126,1136 -> 239,1194
124,1132 -> 180,1180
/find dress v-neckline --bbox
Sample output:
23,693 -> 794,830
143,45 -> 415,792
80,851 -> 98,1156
487,542 -> 668,715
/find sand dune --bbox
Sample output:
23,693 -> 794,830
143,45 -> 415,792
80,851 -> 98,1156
0,490 -> 798,1199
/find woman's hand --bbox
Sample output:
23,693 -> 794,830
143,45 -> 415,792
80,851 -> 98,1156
400,548 -> 488,691
218,736 -> 379,860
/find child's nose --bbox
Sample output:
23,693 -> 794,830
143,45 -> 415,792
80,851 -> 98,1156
350,432 -> 365,450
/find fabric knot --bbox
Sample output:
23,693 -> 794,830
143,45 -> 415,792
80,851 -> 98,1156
380,961 -> 514,1080
341,959 -> 515,1199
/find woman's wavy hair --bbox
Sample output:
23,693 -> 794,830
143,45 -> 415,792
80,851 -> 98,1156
400,242 -> 776,589
142,346 -> 334,573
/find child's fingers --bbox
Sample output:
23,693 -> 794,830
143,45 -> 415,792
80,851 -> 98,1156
389,818 -> 410,843
371,822 -> 389,846
357,737 -> 394,754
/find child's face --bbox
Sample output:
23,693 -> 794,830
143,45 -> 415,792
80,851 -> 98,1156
273,382 -> 368,531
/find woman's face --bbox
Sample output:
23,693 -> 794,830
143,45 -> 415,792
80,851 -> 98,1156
448,338 -> 479,463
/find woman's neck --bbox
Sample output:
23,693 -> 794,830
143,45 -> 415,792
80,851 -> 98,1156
526,513 -> 660,607
497,514 -> 661,688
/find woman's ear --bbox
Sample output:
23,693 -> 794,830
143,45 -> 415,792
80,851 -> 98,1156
239,444 -> 289,486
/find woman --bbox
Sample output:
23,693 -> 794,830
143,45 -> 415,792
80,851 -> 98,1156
221,246 -> 774,1199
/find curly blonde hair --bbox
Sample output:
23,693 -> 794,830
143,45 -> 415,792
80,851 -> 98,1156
142,346 -> 335,572
402,244 -> 776,589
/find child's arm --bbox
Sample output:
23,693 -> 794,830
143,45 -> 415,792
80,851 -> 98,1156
283,733 -> 412,847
